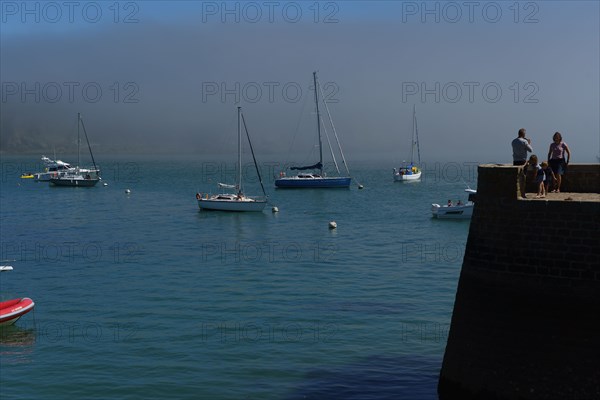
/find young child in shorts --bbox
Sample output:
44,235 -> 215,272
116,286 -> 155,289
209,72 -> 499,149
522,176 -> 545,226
542,161 -> 556,195
526,155 -> 545,198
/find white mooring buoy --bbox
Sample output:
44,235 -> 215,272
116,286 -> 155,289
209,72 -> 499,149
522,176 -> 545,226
329,221 -> 337,229
125,189 -> 131,194
272,206 -> 279,213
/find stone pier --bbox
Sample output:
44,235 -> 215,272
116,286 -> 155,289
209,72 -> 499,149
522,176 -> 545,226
438,164 -> 600,400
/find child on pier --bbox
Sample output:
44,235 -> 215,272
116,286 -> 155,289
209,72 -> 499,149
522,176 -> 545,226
542,161 -> 556,195
528,155 -> 545,198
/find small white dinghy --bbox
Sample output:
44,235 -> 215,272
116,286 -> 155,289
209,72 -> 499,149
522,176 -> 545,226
432,189 -> 476,219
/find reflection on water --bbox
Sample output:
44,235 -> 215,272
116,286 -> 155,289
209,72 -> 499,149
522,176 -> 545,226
285,355 -> 440,400
0,325 -> 36,364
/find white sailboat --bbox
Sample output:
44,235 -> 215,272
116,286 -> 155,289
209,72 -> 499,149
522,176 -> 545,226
196,107 -> 267,212
49,113 -> 100,187
394,105 -> 422,181
275,71 -> 352,188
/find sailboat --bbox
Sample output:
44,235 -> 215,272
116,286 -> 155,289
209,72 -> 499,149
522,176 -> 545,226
394,105 -> 422,181
196,107 -> 267,212
49,113 -> 100,187
275,72 -> 352,188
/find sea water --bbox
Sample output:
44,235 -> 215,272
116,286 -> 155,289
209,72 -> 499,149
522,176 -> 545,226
0,156 -> 475,399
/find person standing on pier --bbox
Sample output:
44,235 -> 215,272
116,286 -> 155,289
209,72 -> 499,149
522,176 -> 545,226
512,128 -> 533,165
547,132 -> 571,193
512,128 -> 533,198
542,161 -> 556,195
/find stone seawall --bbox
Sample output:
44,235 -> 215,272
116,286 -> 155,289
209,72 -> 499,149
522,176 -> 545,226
438,164 -> 600,400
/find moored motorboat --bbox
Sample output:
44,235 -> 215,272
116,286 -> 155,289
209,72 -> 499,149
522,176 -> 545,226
431,189 -> 476,219
34,156 -> 74,181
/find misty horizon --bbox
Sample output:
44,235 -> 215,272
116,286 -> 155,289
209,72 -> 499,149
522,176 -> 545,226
1,2 -> 599,163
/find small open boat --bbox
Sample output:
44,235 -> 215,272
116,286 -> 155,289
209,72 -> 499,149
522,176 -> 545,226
0,298 -> 35,326
432,189 -> 477,219
1,264 -> 35,326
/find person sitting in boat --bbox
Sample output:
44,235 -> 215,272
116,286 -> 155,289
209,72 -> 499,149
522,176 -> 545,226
237,191 -> 243,200
457,200 -> 463,206
447,200 -> 453,207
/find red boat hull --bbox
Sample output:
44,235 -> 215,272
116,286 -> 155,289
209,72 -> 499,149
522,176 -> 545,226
0,298 -> 35,326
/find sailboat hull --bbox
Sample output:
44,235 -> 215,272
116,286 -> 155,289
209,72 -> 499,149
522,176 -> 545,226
275,176 -> 351,188
197,196 -> 267,212
50,178 -> 99,187
393,171 -> 422,181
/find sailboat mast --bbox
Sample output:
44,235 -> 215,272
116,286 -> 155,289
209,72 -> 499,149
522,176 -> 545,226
319,82 -> 350,176
313,71 -> 323,176
237,106 -> 242,192
77,112 -> 81,169
80,115 -> 98,173
411,105 -> 415,165
241,112 -> 267,198
414,106 -> 421,166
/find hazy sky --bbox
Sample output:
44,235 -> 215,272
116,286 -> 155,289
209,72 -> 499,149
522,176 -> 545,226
1,1 -> 598,163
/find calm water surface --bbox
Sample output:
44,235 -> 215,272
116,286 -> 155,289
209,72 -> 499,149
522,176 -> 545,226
0,156 -> 475,399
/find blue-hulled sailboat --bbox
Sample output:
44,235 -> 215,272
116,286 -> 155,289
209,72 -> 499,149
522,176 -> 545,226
275,72 -> 352,189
